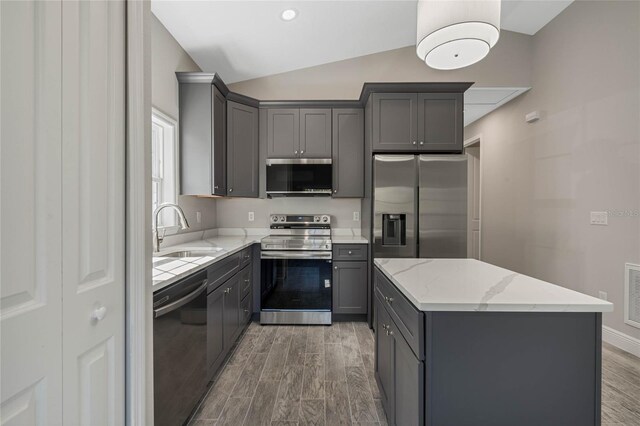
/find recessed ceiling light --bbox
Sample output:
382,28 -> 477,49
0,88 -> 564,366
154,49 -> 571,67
281,9 -> 297,21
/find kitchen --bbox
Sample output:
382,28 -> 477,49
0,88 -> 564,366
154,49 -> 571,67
1,1 -> 639,426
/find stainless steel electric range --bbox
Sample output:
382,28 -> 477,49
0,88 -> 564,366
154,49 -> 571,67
260,214 -> 332,325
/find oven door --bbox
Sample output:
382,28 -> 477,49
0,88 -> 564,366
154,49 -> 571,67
261,251 -> 332,314
266,159 -> 332,197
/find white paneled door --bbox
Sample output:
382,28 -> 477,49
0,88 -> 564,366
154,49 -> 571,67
467,146 -> 481,259
1,1 -> 64,424
1,1 -> 127,425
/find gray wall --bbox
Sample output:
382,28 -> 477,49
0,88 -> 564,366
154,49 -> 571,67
216,198 -> 361,230
228,30 -> 532,99
152,14 -> 217,232
464,1 -> 640,339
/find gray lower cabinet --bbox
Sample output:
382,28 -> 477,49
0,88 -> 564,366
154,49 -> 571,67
177,77 -> 227,196
375,294 -> 423,426
371,92 -> 463,153
207,249 -> 256,378
332,261 -> 367,314
332,108 -> 364,197
227,101 -> 259,197
206,284 -> 226,374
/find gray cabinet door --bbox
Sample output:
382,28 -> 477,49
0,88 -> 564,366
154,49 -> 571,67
267,108 -> 299,158
417,93 -> 462,152
300,109 -> 332,158
222,274 -> 241,350
391,318 -> 423,426
227,101 -> 259,197
332,108 -> 364,197
371,93 -> 418,151
207,285 -> 225,374
333,261 -> 367,314
179,82 -> 213,195
375,296 -> 395,423
211,86 -> 226,195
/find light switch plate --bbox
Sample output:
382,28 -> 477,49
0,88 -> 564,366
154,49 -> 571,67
248,211 -> 255,222
196,211 -> 201,223
598,291 -> 608,301
353,211 -> 360,221
590,211 -> 608,225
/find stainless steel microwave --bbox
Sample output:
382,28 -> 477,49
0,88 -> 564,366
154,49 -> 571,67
266,158 -> 332,197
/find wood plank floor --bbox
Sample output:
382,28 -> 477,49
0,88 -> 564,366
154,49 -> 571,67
190,322 -> 640,426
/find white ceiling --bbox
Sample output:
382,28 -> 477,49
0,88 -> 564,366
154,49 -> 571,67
152,0 -> 573,84
464,87 -> 530,126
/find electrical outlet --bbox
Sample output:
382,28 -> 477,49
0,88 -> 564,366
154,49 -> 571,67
598,291 -> 608,301
353,211 -> 360,221
590,211 -> 608,225
196,211 -> 201,224
248,211 -> 255,222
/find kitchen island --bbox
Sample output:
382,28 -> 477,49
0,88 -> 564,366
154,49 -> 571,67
373,258 -> 613,426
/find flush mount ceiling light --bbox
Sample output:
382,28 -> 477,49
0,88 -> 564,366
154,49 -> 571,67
281,9 -> 297,21
416,0 -> 501,70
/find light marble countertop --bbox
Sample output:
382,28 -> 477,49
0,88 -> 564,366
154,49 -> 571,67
331,235 -> 368,244
374,258 -> 613,313
152,234 -> 267,292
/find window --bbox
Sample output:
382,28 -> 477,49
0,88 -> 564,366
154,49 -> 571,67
151,108 -> 178,230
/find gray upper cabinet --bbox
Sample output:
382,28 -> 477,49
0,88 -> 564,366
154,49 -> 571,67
332,108 -> 364,198
267,108 -> 299,158
178,80 -> 227,196
227,100 -> 259,197
417,93 -> 462,152
371,93 -> 418,151
371,92 -> 463,153
300,109 -> 332,158
266,108 -> 332,158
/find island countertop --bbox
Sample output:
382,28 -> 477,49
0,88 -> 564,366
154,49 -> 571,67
374,258 -> 613,313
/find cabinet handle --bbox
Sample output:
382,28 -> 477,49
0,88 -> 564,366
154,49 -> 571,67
300,150 -> 304,155
244,279 -> 250,283
244,309 -> 249,313
214,185 -> 219,189
294,150 -> 298,154
229,188 -> 233,193
224,288 -> 231,294
386,329 -> 394,336
419,141 -> 424,146
348,251 -> 352,255
412,141 -> 417,145
334,266 -> 338,270
244,255 -> 250,259
333,189 -> 337,193
387,297 -> 394,303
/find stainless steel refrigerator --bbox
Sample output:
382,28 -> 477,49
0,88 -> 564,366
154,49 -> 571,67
373,154 -> 468,259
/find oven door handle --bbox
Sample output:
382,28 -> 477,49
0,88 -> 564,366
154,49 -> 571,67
153,280 -> 207,318
261,251 -> 332,260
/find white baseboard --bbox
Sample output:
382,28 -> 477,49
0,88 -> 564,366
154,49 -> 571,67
602,325 -> 640,358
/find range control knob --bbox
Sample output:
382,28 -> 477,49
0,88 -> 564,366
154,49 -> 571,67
314,216 -> 320,222
322,216 -> 329,223
280,216 -> 286,222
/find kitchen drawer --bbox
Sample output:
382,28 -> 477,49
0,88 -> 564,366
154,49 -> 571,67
333,244 -> 367,261
374,268 -> 424,360
239,265 -> 252,301
207,252 -> 241,293
240,246 -> 253,268
240,291 -> 252,324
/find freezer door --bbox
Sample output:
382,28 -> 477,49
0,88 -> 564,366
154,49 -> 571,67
373,155 -> 417,258
418,155 -> 467,258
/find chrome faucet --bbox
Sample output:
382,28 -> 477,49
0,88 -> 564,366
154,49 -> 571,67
153,203 -> 190,252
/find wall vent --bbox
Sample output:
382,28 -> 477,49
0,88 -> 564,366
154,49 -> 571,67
625,263 -> 640,329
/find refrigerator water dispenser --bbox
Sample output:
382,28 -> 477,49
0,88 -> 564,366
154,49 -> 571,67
382,214 -> 406,246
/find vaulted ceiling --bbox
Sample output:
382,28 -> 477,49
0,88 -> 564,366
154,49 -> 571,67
152,0 -> 573,84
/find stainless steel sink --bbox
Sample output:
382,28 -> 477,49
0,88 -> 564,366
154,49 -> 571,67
160,249 -> 222,258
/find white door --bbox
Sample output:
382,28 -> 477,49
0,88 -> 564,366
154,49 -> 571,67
1,1 -> 64,424
1,1 -> 127,425
61,1 -> 126,425
467,146 -> 481,259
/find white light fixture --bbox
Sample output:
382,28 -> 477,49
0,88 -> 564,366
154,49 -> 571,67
416,0 -> 501,70
281,9 -> 297,21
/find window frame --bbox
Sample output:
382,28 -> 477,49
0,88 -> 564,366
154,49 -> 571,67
151,107 -> 180,234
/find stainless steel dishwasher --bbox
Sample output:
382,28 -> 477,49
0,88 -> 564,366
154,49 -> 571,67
153,269 -> 208,426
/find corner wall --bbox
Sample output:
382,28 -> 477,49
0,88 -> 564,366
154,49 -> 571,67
464,0 -> 640,340
151,14 -> 217,232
